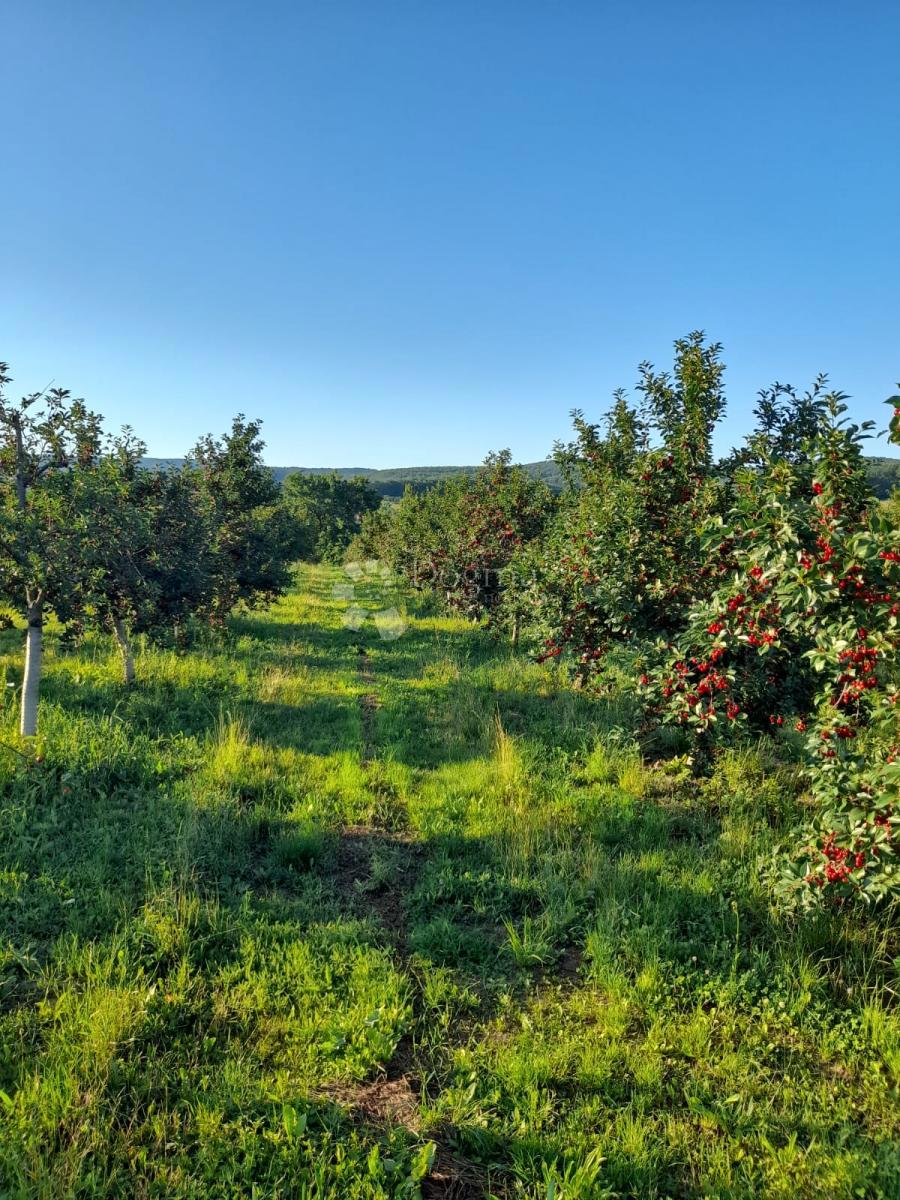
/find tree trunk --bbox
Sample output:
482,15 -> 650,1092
113,618 -> 135,685
511,615 -> 520,649
20,601 -> 43,737
13,413 -> 27,510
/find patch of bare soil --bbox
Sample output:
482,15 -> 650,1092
324,1074 -> 421,1130
422,1142 -> 491,1198
333,825 -> 423,955
357,648 -> 378,763
555,943 -> 584,983
334,652 -> 499,1196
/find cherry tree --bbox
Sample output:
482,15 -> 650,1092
192,416 -> 294,621
0,364 -> 104,734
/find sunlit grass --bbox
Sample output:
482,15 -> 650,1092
0,565 -> 898,1197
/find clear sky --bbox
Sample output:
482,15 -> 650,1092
2,1 -> 898,467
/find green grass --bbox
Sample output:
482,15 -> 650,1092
0,565 -> 898,1198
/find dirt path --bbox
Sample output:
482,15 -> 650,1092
357,647 -> 378,763
332,645 -> 490,1195
331,826 -> 489,1197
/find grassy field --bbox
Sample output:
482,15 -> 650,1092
0,565 -> 898,1199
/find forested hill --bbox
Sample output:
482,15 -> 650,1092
142,458 -> 566,496
864,456 -> 900,498
142,455 -> 900,498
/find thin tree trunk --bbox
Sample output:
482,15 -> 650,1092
20,601 -> 43,737
13,414 -> 27,510
511,615 -> 520,649
113,618 -> 135,685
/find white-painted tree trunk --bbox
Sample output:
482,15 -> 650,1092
113,618 -> 135,685
20,603 -> 42,737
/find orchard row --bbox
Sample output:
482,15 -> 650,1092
0,365 -> 378,735
350,334 -> 900,906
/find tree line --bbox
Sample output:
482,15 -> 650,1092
0,364 -> 381,735
350,333 -> 900,907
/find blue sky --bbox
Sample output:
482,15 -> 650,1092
2,1 -> 898,467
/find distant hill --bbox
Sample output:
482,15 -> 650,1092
865,457 -> 900,499
142,458 -> 566,496
141,456 -> 899,499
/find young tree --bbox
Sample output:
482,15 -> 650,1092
507,333 -> 728,683
191,416 -> 294,621
446,451 -> 552,623
51,438 -> 151,685
346,503 -> 397,565
56,438 -> 218,683
643,390 -> 900,904
134,467 -> 218,648
0,364 -> 105,734
373,453 -> 553,628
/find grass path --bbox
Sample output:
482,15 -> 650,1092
0,565 -> 898,1198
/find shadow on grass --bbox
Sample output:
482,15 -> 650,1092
2,581 -> 897,1195
3,741 -> 896,1199
25,626 -> 626,770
